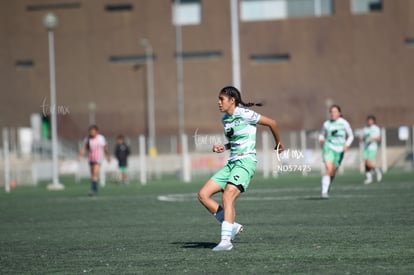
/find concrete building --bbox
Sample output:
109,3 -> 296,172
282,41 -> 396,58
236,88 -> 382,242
0,0 -> 413,139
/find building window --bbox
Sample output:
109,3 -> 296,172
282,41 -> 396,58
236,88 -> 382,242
16,60 -> 34,70
176,51 -> 222,61
405,38 -> 414,48
109,55 -> 155,64
105,4 -> 133,12
250,54 -> 290,64
241,0 -> 333,22
241,0 -> 287,21
351,0 -> 382,14
172,0 -> 202,26
27,2 -> 81,11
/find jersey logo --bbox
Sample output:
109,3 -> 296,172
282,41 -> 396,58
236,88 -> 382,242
225,128 -> 234,138
251,112 -> 258,121
233,175 -> 240,181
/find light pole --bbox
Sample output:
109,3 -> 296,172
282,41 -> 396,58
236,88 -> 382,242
230,0 -> 241,90
174,0 -> 190,182
88,101 -> 96,125
175,0 -> 185,139
43,13 -> 64,190
141,38 -> 157,157
325,98 -> 333,120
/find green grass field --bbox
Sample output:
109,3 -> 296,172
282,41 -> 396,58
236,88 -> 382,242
0,170 -> 413,274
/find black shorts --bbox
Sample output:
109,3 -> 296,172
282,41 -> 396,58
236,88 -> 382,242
89,161 -> 100,167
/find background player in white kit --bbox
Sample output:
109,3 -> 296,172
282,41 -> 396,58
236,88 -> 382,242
361,115 -> 382,184
319,105 -> 354,198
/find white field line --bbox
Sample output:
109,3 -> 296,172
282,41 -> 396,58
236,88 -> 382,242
157,182 -> 413,202
157,194 -> 372,202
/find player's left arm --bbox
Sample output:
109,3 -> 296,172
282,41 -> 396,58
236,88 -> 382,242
102,136 -> 111,162
257,115 -> 284,153
369,127 -> 381,143
344,121 -> 354,152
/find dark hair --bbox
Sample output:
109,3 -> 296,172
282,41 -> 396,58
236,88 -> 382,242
88,124 -> 99,131
366,115 -> 376,123
329,104 -> 342,115
117,135 -> 124,140
86,125 -> 99,150
219,86 -> 262,107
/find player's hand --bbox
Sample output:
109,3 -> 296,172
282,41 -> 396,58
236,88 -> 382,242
212,145 -> 225,153
343,145 -> 348,152
274,143 -> 284,153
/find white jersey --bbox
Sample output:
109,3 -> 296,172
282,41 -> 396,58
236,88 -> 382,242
363,124 -> 380,150
222,107 -> 261,162
319,117 -> 354,153
84,134 -> 107,163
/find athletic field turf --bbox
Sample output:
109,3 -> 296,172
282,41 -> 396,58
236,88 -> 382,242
0,171 -> 413,274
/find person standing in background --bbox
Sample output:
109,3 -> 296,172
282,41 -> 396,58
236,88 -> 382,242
115,135 -> 130,184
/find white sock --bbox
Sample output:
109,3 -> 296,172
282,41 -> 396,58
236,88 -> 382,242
365,171 -> 372,181
375,168 -> 382,181
321,175 -> 331,194
220,221 -> 233,243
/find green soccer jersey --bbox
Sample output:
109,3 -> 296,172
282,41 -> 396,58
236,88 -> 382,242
363,124 -> 380,150
222,107 -> 261,162
319,117 -> 354,153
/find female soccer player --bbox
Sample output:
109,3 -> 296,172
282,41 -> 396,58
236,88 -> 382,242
361,115 -> 382,184
78,125 -> 110,196
198,86 -> 283,251
319,105 -> 354,199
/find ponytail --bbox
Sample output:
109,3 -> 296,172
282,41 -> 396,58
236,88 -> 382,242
220,86 -> 262,107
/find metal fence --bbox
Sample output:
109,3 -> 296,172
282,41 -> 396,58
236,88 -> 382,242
1,126 -> 414,190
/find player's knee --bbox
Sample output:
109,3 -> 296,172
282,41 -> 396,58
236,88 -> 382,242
197,189 -> 208,203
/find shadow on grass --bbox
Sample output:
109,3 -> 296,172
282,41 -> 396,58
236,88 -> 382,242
301,196 -> 328,200
171,242 -> 217,249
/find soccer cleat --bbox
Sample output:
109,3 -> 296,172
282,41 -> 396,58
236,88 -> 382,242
321,192 -> 329,199
376,172 -> 382,182
212,241 -> 233,251
231,223 -> 243,241
364,178 -> 372,185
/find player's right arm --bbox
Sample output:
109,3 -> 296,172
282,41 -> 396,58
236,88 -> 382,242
319,122 -> 327,145
78,144 -> 87,160
78,137 -> 88,160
